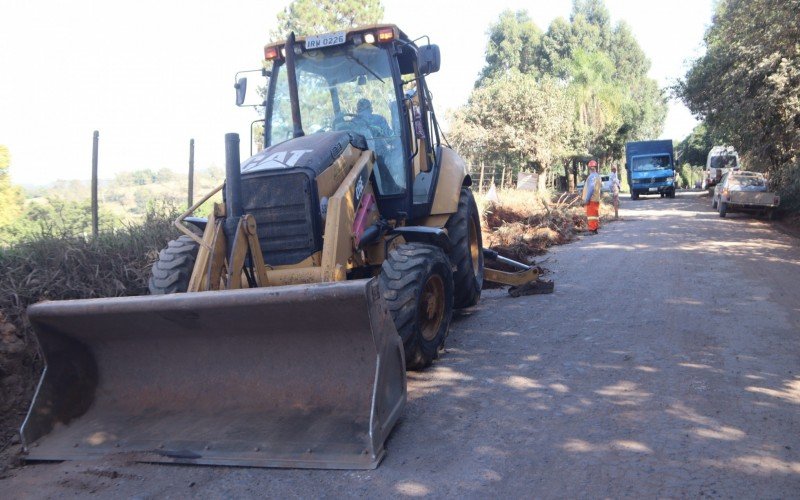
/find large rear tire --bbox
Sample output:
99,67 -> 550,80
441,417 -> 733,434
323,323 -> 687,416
379,243 -> 454,371
445,188 -> 484,309
148,235 -> 199,294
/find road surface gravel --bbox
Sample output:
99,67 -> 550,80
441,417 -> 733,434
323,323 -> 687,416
2,192 -> 798,498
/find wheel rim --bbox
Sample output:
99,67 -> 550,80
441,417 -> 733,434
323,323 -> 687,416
419,274 -> 445,341
468,216 -> 480,277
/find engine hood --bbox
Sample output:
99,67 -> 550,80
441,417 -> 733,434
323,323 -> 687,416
241,132 -> 367,176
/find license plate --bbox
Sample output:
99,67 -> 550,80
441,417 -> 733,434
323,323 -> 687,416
648,187 -> 658,192
305,31 -> 346,49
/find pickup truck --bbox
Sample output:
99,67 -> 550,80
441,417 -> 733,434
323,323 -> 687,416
712,171 -> 779,219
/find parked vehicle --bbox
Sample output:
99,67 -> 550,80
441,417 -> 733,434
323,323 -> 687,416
576,174 -> 611,193
626,140 -> 676,199
703,146 -> 739,189
712,171 -> 779,218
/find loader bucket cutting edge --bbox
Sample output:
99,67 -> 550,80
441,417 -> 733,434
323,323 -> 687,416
21,279 -> 406,469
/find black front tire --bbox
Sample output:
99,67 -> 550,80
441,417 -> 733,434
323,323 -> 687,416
379,243 -> 454,370
148,235 -> 200,294
445,188 -> 484,309
631,191 -> 639,200
719,202 -> 728,218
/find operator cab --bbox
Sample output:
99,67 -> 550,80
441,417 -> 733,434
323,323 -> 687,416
237,25 -> 442,221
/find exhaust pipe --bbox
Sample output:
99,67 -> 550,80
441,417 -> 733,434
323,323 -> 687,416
224,132 -> 243,256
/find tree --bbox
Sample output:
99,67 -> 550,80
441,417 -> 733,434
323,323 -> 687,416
676,123 -> 715,167
477,10 -> 542,86
271,0 -> 383,39
676,0 -> 800,207
0,145 -> 24,231
501,1 -> 665,164
568,49 -> 622,155
450,72 -> 572,187
455,0 -> 665,189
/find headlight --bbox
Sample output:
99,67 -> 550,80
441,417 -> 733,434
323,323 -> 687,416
666,177 -> 674,183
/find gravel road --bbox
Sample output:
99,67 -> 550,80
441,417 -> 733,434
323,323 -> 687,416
2,192 -> 799,498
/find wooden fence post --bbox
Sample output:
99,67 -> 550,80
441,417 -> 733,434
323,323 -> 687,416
501,165 -> 506,190
188,138 -> 195,208
479,161 -> 485,193
91,130 -> 99,239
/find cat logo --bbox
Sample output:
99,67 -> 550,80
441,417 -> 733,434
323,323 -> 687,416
242,149 -> 313,172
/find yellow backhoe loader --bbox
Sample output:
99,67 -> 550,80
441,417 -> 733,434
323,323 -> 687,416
21,25 -> 549,469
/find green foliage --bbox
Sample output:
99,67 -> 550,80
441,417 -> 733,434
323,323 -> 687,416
676,162 -> 703,188
0,167 -> 223,246
0,207 -> 180,339
677,0 -> 800,208
477,11 -> 542,85
676,123 -> 715,167
459,0 -> 666,186
568,49 -> 623,157
271,0 -> 383,39
450,72 -> 572,176
0,145 -> 24,231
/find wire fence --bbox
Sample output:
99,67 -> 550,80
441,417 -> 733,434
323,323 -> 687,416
467,162 -> 566,193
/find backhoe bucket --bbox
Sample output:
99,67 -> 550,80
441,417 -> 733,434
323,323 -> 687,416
21,279 -> 406,469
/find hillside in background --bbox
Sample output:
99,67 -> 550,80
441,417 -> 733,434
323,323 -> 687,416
1,167 -> 224,244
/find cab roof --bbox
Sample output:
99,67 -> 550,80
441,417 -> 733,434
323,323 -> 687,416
265,24 -> 410,53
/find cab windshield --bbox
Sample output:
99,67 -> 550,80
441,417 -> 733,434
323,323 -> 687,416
631,154 -> 671,172
267,44 -> 405,195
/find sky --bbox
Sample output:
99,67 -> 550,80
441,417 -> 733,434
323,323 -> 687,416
0,0 -> 713,185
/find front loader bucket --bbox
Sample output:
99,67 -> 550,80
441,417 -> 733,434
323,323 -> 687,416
21,279 -> 406,469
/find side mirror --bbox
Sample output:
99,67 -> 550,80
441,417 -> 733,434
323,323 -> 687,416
235,77 -> 248,106
418,44 -> 441,75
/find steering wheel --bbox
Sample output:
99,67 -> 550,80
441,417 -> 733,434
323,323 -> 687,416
333,112 -> 366,127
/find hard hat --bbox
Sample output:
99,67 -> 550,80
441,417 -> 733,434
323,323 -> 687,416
588,160 -> 598,168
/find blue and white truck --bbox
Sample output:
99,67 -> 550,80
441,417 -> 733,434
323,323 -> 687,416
625,140 -> 676,200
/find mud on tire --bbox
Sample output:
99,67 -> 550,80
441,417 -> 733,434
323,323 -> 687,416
379,243 -> 454,371
148,235 -> 200,294
446,188 -> 484,309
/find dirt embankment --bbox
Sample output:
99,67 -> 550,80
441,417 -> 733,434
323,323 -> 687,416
0,314 -> 37,475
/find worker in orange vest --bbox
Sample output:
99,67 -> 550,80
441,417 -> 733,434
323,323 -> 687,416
581,160 -> 602,233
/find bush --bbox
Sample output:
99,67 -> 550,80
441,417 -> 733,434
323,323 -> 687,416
0,207 -> 180,333
476,188 -> 614,263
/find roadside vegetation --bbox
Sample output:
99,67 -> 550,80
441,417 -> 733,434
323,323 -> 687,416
676,0 -> 800,210
449,1 -> 667,192
478,188 -> 614,264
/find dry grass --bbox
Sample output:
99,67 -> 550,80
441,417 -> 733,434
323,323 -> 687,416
477,188 -> 614,264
